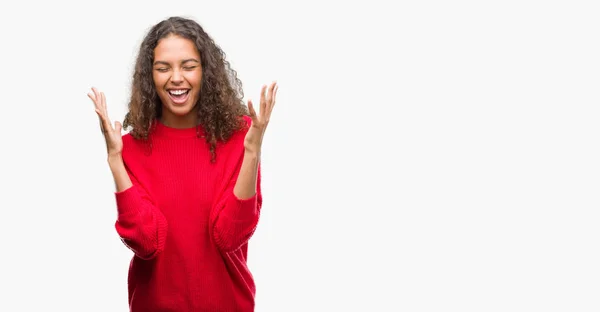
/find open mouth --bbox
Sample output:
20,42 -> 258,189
167,89 -> 190,105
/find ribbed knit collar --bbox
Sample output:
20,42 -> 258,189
151,119 -> 205,139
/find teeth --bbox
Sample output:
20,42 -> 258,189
169,89 -> 188,95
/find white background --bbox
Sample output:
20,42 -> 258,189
0,0 -> 599,311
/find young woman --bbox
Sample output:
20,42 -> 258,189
88,16 -> 278,312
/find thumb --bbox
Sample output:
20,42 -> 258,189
115,121 -> 122,133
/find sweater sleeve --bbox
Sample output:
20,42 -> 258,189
212,163 -> 263,253
114,168 -> 168,260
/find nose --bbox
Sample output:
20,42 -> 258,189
170,69 -> 183,84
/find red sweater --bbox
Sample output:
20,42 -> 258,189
114,116 -> 262,311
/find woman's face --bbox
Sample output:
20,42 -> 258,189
152,34 -> 202,127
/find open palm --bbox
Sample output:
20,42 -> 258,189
88,87 -> 123,157
244,81 -> 278,154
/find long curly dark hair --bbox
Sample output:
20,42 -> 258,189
123,16 -> 248,161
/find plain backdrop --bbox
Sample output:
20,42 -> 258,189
0,0 -> 599,311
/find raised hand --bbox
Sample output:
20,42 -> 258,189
244,81 -> 278,155
88,87 -> 123,157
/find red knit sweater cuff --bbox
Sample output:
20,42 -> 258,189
115,185 -> 141,216
224,191 -> 259,221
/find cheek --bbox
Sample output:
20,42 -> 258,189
152,74 -> 160,89
187,72 -> 202,87
153,73 -> 168,90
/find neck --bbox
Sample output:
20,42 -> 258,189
160,112 -> 198,129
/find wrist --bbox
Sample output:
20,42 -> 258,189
243,148 -> 261,159
107,153 -> 123,166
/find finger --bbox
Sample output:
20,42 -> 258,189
263,84 -> 277,120
248,100 -> 258,122
88,93 -> 98,110
261,84 -> 273,115
269,83 -> 278,112
99,92 -> 113,131
260,85 -> 267,118
101,92 -> 107,112
91,88 -> 104,111
88,92 -> 100,110
269,81 -> 276,96
266,82 -> 275,105
95,108 -> 104,119
92,87 -> 100,103
95,109 -> 106,133
101,92 -> 109,120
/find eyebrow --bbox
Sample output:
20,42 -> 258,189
153,59 -> 200,66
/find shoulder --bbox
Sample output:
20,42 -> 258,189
239,115 -> 252,135
121,132 -> 147,159
229,115 -> 252,140
241,115 -> 252,126
121,132 -> 135,147
217,115 -> 250,153
233,115 -> 251,133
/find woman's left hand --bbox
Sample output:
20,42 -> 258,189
244,81 -> 278,155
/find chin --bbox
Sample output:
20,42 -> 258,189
161,101 -> 199,125
168,103 -> 195,115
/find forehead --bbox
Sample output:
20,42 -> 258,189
154,35 -> 200,60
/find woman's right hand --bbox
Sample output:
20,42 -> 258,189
88,87 -> 123,158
